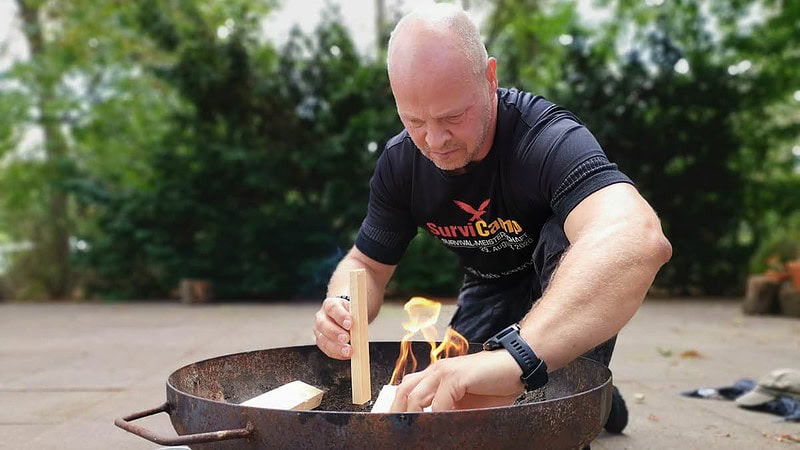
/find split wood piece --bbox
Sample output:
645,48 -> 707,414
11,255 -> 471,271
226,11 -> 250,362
371,385 -> 397,413
239,380 -> 324,410
371,385 -> 431,413
350,268 -> 371,405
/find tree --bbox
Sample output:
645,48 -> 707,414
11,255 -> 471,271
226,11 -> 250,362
0,0 -> 176,298
483,0 -> 800,295
74,3 -> 423,299
485,0 -> 578,97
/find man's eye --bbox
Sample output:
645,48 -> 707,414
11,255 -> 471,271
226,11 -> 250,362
409,120 -> 424,128
447,113 -> 464,123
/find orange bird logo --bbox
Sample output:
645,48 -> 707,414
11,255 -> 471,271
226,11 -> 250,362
453,199 -> 491,222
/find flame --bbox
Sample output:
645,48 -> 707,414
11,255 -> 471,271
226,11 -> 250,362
389,297 -> 470,385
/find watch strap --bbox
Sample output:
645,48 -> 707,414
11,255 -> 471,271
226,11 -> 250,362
484,324 -> 548,391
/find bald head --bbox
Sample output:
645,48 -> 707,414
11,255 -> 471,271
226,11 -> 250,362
387,4 -> 488,82
385,4 -> 498,172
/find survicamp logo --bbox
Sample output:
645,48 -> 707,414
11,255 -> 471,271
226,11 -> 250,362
454,199 -> 490,222
425,198 -> 524,238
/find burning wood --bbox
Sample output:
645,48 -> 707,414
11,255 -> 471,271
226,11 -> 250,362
240,380 -> 324,410
389,297 -> 469,385
371,297 -> 469,413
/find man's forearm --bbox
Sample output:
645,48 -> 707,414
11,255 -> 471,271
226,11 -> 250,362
519,216 -> 671,370
327,247 -> 395,323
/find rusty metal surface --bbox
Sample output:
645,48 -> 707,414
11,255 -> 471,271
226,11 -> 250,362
114,402 -> 253,446
125,343 -> 610,449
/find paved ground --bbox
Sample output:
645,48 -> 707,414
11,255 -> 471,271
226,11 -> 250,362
0,298 -> 798,449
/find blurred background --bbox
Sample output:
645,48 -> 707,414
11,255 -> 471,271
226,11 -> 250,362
0,0 -> 797,302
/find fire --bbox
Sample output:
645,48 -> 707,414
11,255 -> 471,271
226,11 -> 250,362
389,297 -> 469,385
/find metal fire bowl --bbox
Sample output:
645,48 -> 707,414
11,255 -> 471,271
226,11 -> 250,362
116,342 -> 612,450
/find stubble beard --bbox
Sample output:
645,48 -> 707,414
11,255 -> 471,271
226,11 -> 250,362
426,101 -> 492,172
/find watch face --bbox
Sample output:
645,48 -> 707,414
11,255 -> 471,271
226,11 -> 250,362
482,340 -> 499,351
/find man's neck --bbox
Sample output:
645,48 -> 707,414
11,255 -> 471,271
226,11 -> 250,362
473,92 -> 499,163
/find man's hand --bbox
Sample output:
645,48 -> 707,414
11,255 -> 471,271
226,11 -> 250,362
389,350 -> 525,412
314,296 -> 352,359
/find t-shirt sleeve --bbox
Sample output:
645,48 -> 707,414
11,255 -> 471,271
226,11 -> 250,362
525,119 -> 632,223
354,149 -> 418,265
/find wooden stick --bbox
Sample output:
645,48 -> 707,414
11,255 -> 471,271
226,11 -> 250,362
350,268 -> 371,404
239,380 -> 324,410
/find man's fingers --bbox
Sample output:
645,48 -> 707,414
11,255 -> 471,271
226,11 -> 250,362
431,378 -> 462,412
314,328 -> 351,360
404,369 -> 441,412
314,310 -> 351,345
323,297 -> 352,330
314,303 -> 352,360
389,386 -> 407,413
389,371 -> 425,413
390,367 -> 444,412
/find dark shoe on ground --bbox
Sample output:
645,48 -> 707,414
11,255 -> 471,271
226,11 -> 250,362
604,385 -> 629,434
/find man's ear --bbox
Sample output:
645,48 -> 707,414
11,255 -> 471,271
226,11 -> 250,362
486,57 -> 498,91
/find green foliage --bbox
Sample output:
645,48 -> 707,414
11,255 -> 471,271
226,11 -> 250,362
486,0 -> 800,295
485,0 -> 579,96
390,232 -> 462,297
2,0 -> 798,300
73,3 -> 405,299
748,211 -> 800,274
0,0 -> 181,298
558,31 -> 749,294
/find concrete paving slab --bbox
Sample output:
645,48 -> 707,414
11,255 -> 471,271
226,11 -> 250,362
0,299 -> 798,449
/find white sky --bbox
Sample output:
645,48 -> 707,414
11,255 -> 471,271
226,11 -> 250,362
264,0 -> 443,55
0,0 -> 24,71
0,0 -> 489,69
261,0 -> 613,56
0,0 -> 611,68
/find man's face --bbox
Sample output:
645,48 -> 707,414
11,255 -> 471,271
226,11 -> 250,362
392,65 -> 495,172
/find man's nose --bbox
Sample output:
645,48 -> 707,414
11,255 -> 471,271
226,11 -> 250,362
425,123 -> 451,150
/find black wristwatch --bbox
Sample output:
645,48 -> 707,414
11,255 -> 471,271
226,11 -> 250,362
483,324 -> 548,391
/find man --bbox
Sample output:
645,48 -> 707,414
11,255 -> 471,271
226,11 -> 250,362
313,3 -> 671,432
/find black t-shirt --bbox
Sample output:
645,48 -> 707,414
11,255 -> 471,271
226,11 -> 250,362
355,88 -> 632,280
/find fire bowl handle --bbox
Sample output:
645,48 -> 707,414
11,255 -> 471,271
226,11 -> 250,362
115,402 -> 254,445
